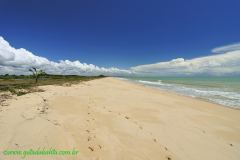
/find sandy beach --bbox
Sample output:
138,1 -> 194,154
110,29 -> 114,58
0,77 -> 240,160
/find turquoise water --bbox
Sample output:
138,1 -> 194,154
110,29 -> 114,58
121,76 -> 240,109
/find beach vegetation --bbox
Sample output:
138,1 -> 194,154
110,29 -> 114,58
0,74 -> 106,96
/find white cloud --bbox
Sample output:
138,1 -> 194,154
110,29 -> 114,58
212,42 -> 240,53
1,36 -> 240,76
0,36 -> 131,76
131,45 -> 240,76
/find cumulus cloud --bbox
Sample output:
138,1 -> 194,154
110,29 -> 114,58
131,45 -> 240,76
1,36 -> 240,76
0,36 -> 131,76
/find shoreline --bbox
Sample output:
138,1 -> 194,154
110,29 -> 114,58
0,77 -> 240,160
119,77 -> 240,110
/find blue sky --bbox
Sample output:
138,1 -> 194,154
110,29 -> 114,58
1,0 -> 240,69
0,0 -> 240,76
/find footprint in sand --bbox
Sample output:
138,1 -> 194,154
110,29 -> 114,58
52,120 -> 60,126
88,145 -> 102,152
167,156 -> 172,160
38,100 -> 49,114
87,136 -> 91,141
88,146 -> 94,151
124,116 -> 130,119
45,118 -> 60,126
103,108 -> 162,150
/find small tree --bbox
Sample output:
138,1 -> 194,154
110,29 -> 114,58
29,67 -> 45,84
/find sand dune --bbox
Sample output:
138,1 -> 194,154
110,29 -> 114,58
0,77 -> 240,160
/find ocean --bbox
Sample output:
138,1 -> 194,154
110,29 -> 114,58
121,76 -> 240,109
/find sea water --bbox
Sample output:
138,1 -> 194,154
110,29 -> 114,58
122,76 -> 240,109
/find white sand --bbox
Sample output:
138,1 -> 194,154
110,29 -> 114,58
0,77 -> 240,160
